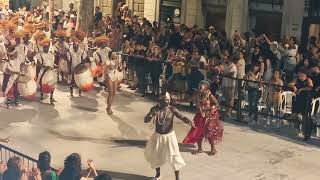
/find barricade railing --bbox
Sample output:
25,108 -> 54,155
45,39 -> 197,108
0,144 -> 57,172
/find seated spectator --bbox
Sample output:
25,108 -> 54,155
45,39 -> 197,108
310,65 -> 320,98
38,151 -> 58,180
59,153 -> 98,180
2,157 -> 21,180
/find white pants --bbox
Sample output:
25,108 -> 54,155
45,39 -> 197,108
145,131 -> 186,171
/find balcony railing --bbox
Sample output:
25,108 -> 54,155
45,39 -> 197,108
305,0 -> 320,17
0,144 -> 57,172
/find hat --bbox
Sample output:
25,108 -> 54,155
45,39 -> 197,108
55,29 -> 67,37
12,31 -> 23,38
94,36 -> 108,45
7,23 -> 17,30
72,30 -> 86,41
71,37 -> 82,45
34,31 -> 46,41
39,39 -> 51,46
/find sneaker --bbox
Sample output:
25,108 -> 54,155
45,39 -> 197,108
13,101 -> 23,107
152,177 -> 161,180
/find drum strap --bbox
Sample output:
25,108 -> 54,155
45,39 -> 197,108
97,52 -> 102,65
40,55 -> 44,65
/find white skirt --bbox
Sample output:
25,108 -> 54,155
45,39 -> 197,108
145,131 -> 186,171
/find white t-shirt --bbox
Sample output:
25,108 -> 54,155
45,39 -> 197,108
222,62 -> 237,87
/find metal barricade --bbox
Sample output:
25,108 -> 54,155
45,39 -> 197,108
0,144 -> 57,172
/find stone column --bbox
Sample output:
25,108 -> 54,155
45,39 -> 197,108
225,0 -> 248,38
281,0 -> 305,39
183,0 -> 203,27
143,0 -> 160,22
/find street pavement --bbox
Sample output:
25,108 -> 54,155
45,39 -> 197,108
1,84 -> 320,180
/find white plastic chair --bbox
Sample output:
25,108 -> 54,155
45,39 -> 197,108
279,91 -> 295,116
310,97 -> 320,137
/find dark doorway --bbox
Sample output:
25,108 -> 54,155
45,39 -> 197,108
254,12 -> 282,40
206,12 -> 226,31
9,0 -> 31,11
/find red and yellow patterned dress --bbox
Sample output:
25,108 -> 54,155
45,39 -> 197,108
183,92 -> 223,144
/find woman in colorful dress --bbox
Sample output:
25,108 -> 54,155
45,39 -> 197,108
183,80 -> 223,156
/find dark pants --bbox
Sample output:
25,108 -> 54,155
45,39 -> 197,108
150,61 -> 162,95
248,88 -> 260,121
2,73 -> 19,103
136,64 -> 147,94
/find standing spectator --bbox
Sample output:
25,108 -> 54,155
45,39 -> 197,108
94,6 -> 103,27
288,70 -> 313,141
221,51 -> 237,118
266,70 -> 283,116
235,50 -> 246,79
244,64 -> 261,121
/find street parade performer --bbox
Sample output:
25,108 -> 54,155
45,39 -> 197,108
93,36 -> 112,93
183,80 -> 224,156
67,36 -> 88,97
34,39 -> 57,105
1,46 -> 22,108
144,92 -> 195,180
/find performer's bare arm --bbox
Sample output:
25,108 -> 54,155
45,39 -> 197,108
144,106 -> 158,123
209,94 -> 220,108
171,106 -> 195,127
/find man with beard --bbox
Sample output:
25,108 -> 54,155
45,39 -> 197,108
144,92 -> 195,180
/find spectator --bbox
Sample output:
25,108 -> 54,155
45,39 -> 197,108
2,157 -> 21,180
289,70 -> 313,140
221,50 -> 237,118
38,151 -> 58,180
94,6 -> 103,26
235,50 -> 246,79
266,70 -> 283,116
244,64 -> 262,121
310,65 -> 320,98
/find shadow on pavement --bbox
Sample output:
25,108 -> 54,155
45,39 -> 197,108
70,96 -> 99,112
224,117 -> 320,148
95,170 -> 150,180
112,139 -> 195,153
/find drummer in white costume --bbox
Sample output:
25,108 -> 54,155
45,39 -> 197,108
1,46 -> 22,108
144,92 -> 195,180
67,37 -> 88,97
53,30 -> 70,81
33,39 -> 56,105
93,36 -> 111,93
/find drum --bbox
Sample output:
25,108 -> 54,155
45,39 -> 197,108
89,57 -> 101,77
21,63 -> 36,80
58,58 -> 69,74
37,69 -> 58,94
74,64 -> 94,92
17,74 -> 37,100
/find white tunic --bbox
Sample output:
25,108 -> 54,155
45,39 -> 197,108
3,58 -> 21,94
67,48 -> 87,71
15,44 -> 28,63
93,47 -> 112,82
33,52 -> 55,68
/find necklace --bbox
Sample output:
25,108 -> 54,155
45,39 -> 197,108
157,106 -> 169,125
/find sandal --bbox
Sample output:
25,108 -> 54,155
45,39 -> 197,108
207,150 -> 217,156
191,149 -> 203,155
106,108 -> 113,115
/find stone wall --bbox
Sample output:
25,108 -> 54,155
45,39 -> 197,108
281,0 -> 305,39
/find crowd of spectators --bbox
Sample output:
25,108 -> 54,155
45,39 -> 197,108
0,151 -> 112,180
